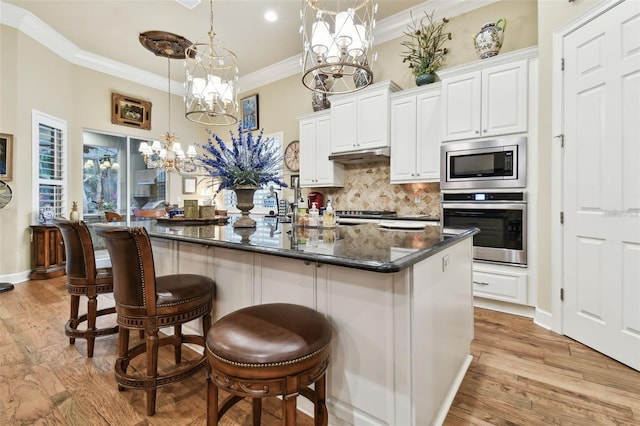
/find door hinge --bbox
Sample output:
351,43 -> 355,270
560,212 -> 564,224
561,58 -> 565,71
560,288 -> 564,301
554,134 -> 564,147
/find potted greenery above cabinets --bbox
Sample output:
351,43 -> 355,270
401,11 -> 452,86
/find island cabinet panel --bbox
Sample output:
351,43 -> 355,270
177,242 -> 213,277
210,247 -> 254,321
253,255 -> 316,308
151,238 -> 178,276
318,265 -> 412,426
412,238 -> 474,426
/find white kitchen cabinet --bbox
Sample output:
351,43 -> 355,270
330,80 -> 401,153
472,262 -> 529,305
440,51 -> 532,141
299,111 -> 344,187
390,84 -> 441,183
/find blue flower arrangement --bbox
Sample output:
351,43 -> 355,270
197,125 -> 287,190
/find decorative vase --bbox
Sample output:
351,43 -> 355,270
415,73 -> 437,86
311,74 -> 331,111
233,185 -> 258,228
353,59 -> 371,89
473,18 -> 507,59
69,201 -> 80,222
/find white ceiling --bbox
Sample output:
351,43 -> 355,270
3,0 -> 430,88
3,0 -> 499,94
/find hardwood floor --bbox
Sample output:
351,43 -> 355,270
1,277 -> 638,425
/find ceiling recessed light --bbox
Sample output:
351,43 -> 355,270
264,10 -> 278,22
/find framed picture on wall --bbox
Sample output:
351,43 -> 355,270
241,94 -> 259,131
111,93 -> 152,130
183,177 -> 197,194
0,133 -> 13,181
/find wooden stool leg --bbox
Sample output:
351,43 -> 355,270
282,394 -> 297,426
315,374 -> 328,426
117,327 -> 130,391
86,294 -> 97,357
69,294 -> 80,344
252,398 -> 262,426
207,373 -> 219,426
174,325 -> 182,364
146,329 -> 159,416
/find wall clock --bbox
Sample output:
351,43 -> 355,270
284,140 -> 300,172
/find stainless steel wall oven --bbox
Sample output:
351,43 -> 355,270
441,192 -> 527,266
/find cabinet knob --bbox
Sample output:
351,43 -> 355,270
475,130 -> 479,134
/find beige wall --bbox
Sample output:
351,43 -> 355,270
0,0 -> 605,318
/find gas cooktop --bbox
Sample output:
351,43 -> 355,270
335,210 -> 398,219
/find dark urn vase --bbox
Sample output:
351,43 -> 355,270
233,185 -> 258,228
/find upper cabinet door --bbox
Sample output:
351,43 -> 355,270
482,60 -> 528,137
390,95 -> 418,181
357,88 -> 390,149
441,57 -> 529,142
330,97 -> 358,153
441,72 -> 481,141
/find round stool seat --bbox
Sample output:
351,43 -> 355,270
207,303 -> 331,367
206,303 -> 332,425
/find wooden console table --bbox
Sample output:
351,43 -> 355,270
30,225 -> 66,279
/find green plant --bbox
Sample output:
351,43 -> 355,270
401,11 -> 452,76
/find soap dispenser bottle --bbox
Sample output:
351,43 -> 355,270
323,200 -> 335,228
309,202 -> 319,228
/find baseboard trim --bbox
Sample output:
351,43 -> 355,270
533,307 -> 552,330
473,297 -> 535,318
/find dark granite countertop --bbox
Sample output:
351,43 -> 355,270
116,217 -> 477,273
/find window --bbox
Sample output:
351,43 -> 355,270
32,110 -> 67,221
223,131 -> 284,214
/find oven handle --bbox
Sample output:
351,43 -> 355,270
441,202 -> 526,210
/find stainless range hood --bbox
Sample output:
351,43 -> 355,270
328,147 -> 390,164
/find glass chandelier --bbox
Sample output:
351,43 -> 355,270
138,56 -> 200,175
184,0 -> 239,125
301,0 -> 377,94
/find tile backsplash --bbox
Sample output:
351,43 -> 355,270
311,162 -> 441,218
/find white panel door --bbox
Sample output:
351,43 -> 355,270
314,114 -> 335,185
563,0 -> 640,370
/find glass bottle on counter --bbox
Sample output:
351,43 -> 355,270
309,202 -> 319,227
323,200 -> 336,228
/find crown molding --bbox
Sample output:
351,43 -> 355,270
1,0 -> 497,95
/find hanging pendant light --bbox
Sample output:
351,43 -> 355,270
301,0 -> 377,94
138,31 -> 200,175
184,0 -> 239,126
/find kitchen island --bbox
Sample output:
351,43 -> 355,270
122,218 -> 477,425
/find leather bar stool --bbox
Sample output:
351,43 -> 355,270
53,218 -> 119,357
94,224 -> 215,416
104,211 -> 123,222
206,303 -> 332,426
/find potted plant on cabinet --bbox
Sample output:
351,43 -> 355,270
197,126 -> 287,228
401,11 -> 452,86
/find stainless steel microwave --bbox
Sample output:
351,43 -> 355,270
440,136 -> 527,190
